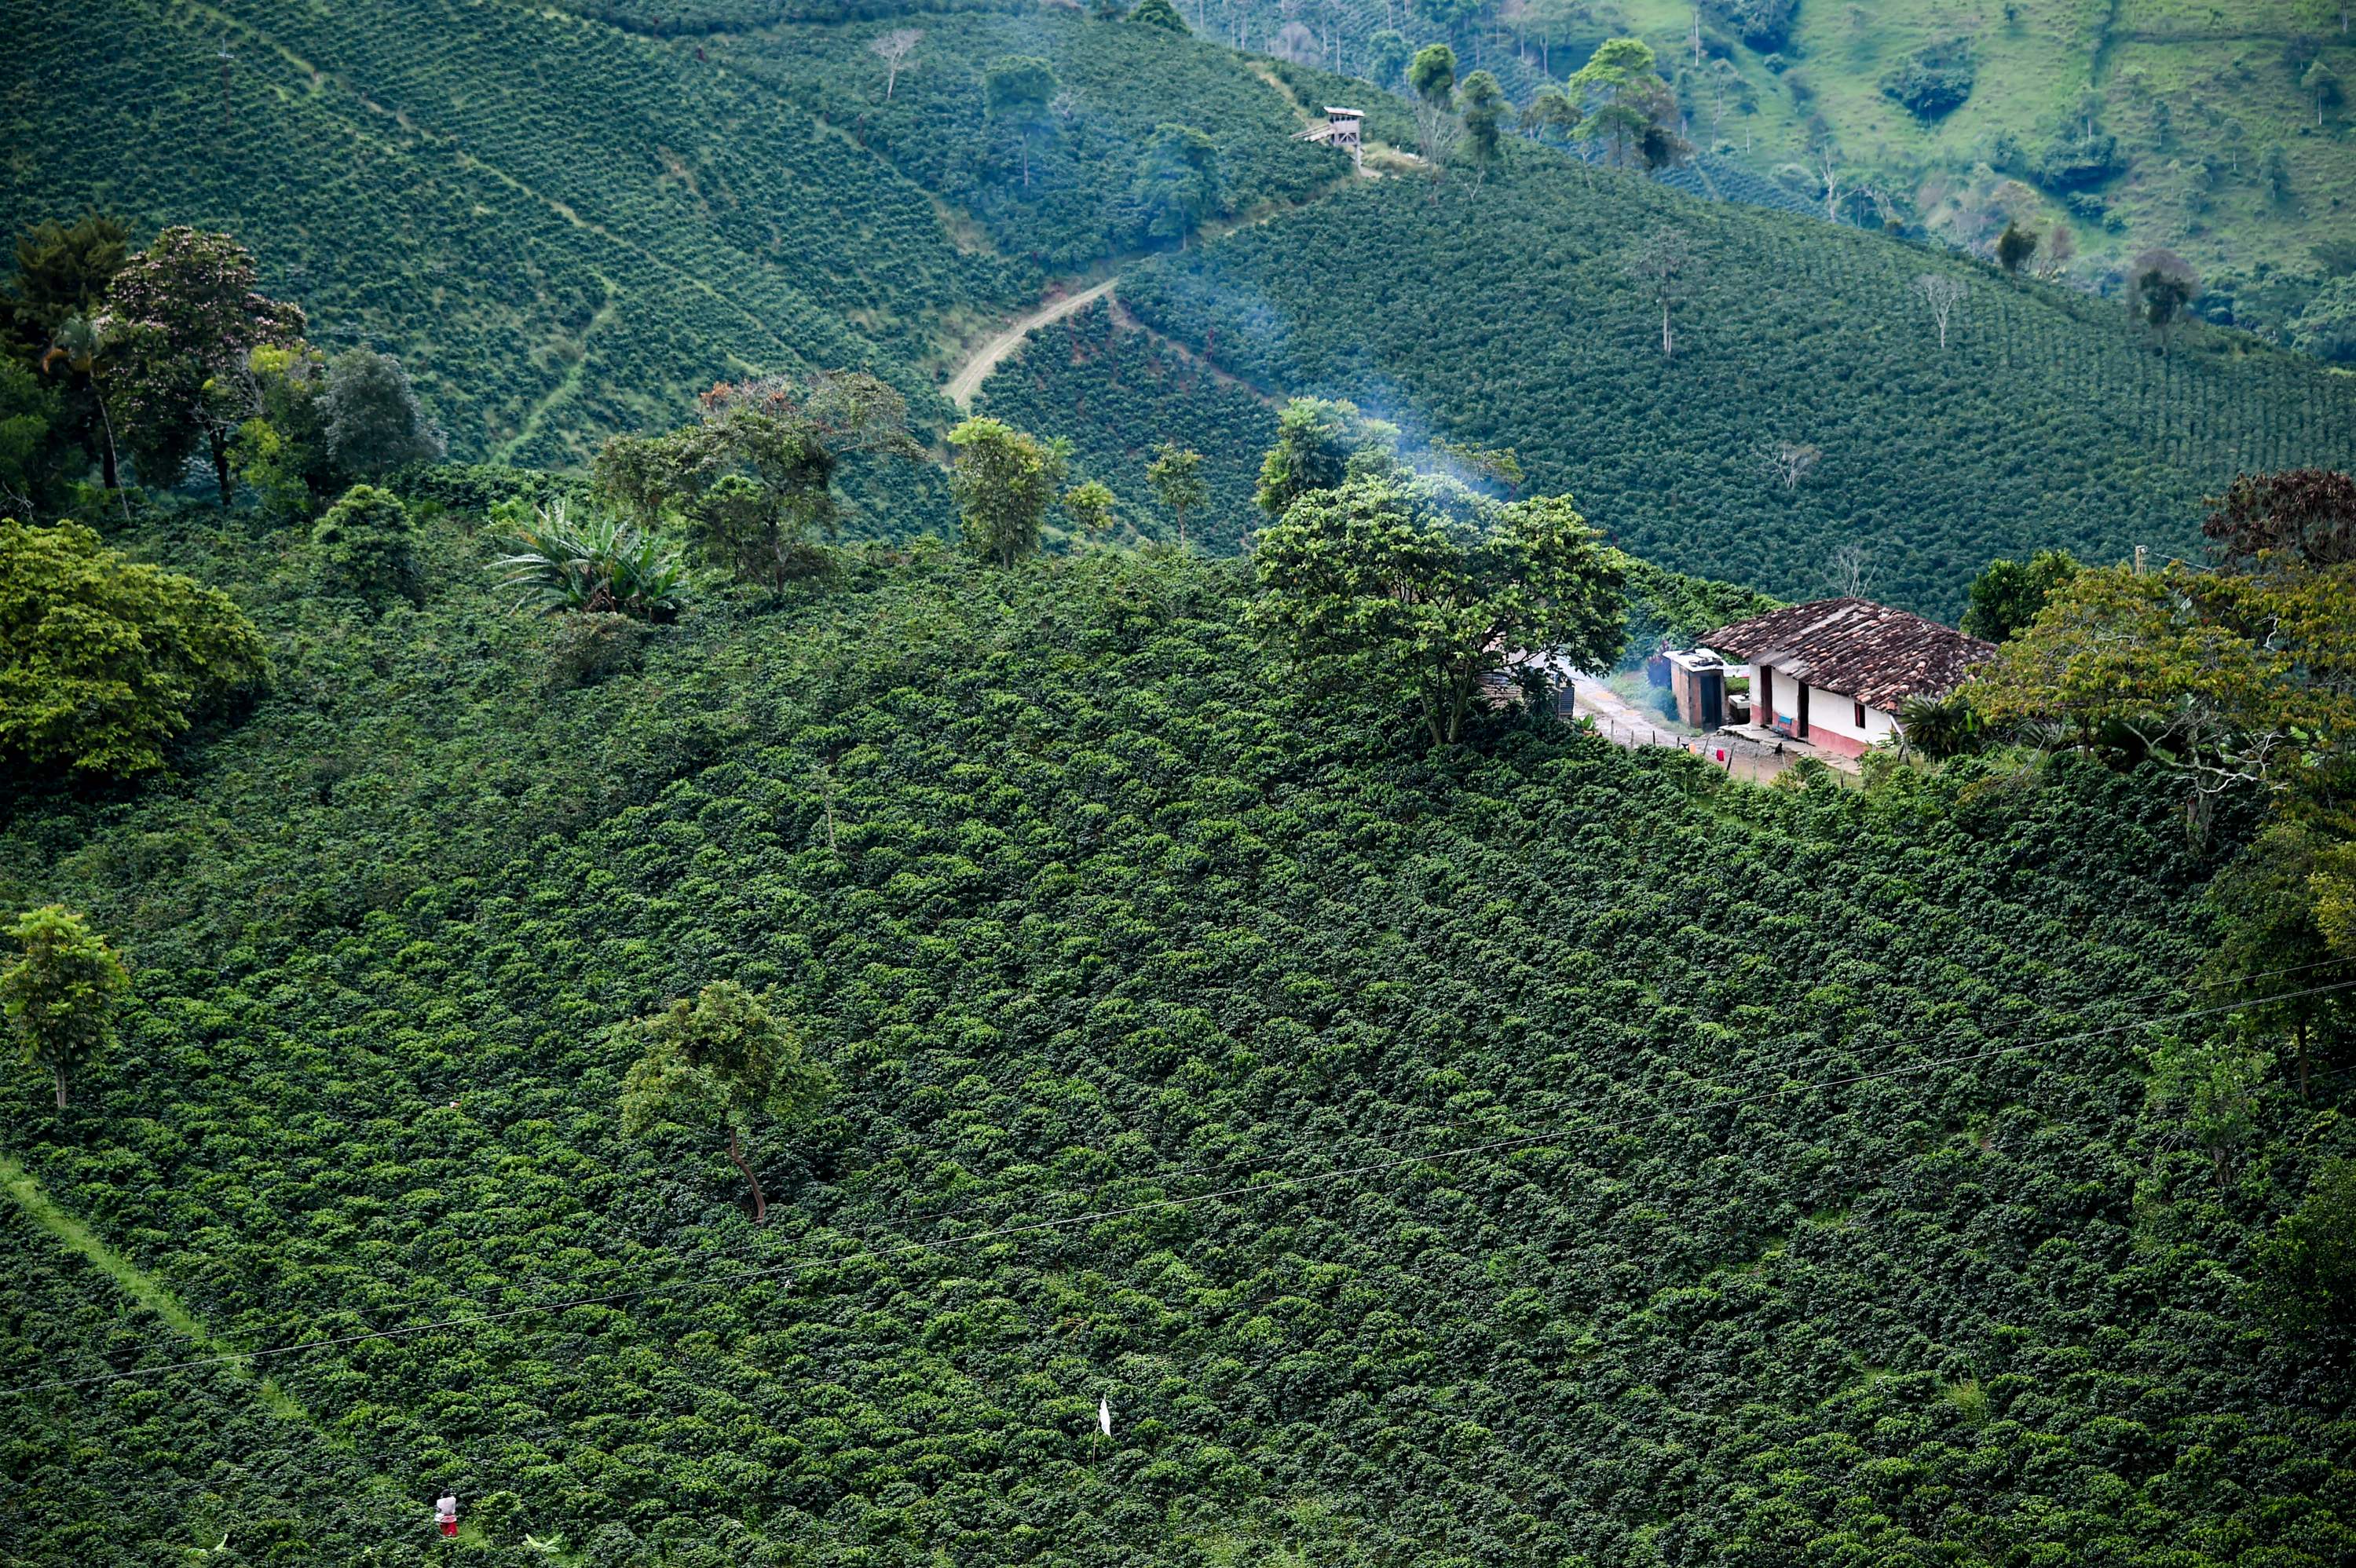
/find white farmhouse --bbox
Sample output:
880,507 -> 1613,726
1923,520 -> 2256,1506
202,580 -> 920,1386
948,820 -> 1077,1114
1696,598 -> 1996,759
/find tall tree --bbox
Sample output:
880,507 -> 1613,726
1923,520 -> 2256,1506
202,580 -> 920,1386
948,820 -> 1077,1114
869,27 -> 923,101
98,228 -> 305,505
5,214 -> 130,493
619,981 -> 830,1225
984,57 -> 1060,188
948,417 -> 1066,566
595,371 -> 920,590
2304,57 -> 2343,127
1569,37 -> 1681,170
37,315 -> 129,504
1459,69 -> 1506,185
1367,27 -> 1411,86
1915,272 -> 1967,350
1061,478 -> 1117,537
1996,221 -> 2037,273
2,905 -> 128,1111
2129,248 -> 2201,355
324,348 -> 444,480
1135,123 -> 1224,247
1625,228 -> 1694,359
1408,43 -> 1460,172
1256,397 -> 1399,517
1146,440 -> 1207,544
1518,86 -> 1582,144
1250,472 -> 1626,745
1970,558 -> 2356,804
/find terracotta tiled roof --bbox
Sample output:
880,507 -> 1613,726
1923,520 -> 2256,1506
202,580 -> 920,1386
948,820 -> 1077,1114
1699,598 -> 1996,710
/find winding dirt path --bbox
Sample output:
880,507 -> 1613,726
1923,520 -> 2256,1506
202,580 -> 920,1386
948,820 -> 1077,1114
946,278 -> 1117,409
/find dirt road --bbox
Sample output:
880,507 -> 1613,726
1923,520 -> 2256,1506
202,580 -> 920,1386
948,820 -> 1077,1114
945,278 -> 1117,409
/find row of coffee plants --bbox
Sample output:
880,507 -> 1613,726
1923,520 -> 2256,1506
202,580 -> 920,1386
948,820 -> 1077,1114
5,477 -> 2349,1561
1118,143 -> 2356,617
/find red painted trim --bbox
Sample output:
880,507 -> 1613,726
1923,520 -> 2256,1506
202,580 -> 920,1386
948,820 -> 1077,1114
1806,727 -> 1870,759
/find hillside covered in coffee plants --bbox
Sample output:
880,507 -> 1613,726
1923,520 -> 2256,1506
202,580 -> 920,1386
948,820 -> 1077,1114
1115,142 -> 2356,617
5,481 -> 2354,1564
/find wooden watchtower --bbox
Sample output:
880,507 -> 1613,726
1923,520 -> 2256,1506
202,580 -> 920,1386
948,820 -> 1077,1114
1296,106 -> 1365,172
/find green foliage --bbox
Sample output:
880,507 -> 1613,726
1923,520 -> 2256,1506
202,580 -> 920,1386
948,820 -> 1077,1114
2,905 -> 126,1109
1060,477 -> 1118,536
620,980 -> 831,1223
2258,1157 -> 2356,1338
2,212 -> 130,498
1366,27 -> 1410,88
594,371 -> 921,591
1569,38 -> 1685,171
96,228 -> 305,505
2198,822 -> 2349,1094
1250,470 -> 1625,744
1118,157 -> 2356,617
1880,38 -> 1977,121
1897,689 -> 1984,760
321,346 -> 444,480
489,498 -> 685,621
1255,396 -> 1397,517
1703,0 -> 1798,52
1961,548 -> 2080,643
1134,123 -> 1224,247
5,491 -> 2355,1562
948,415 -> 1066,566
309,484 -> 423,609
1458,69 -> 1505,177
1145,440 -> 1207,545
1129,0 -> 1187,33
1407,42 -> 1456,105
229,342 -> 338,523
0,357 -> 63,516
0,518 -> 267,777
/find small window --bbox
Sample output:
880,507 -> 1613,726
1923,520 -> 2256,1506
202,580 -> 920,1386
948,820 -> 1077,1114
1853,700 -> 1868,729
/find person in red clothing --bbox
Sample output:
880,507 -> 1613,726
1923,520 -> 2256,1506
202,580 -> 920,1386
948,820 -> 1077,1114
435,1493 -> 459,1539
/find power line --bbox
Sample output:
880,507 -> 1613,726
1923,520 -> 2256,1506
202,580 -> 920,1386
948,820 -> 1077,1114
15,973 -> 2354,1397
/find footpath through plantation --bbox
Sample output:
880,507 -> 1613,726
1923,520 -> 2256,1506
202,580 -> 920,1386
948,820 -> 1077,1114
5,493 -> 2352,1563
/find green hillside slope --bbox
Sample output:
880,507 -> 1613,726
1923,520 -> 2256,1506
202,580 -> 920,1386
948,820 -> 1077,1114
0,0 -> 1026,467
1091,0 -> 2356,299
0,0 -> 1353,471
1117,145 -> 2356,616
5,495 -> 2352,1564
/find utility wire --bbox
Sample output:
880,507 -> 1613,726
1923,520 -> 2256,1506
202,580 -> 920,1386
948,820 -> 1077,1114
14,973 -> 2354,1396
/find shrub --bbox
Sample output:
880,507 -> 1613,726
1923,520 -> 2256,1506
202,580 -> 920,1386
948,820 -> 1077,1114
309,484 -> 424,608
546,612 -> 651,690
0,518 -> 268,777
489,499 -> 685,620
1881,40 -> 1976,120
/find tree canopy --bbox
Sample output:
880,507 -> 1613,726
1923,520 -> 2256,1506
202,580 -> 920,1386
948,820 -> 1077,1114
619,981 -> 832,1225
0,518 -> 268,777
1250,470 -> 1626,744
2,905 -> 126,1111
